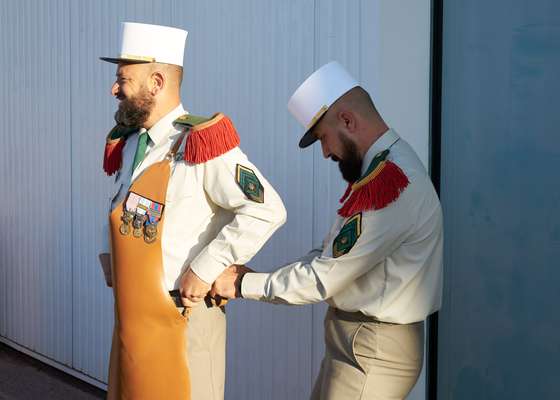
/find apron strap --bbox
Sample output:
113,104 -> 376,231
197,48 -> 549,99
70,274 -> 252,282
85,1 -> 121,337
165,128 -> 190,161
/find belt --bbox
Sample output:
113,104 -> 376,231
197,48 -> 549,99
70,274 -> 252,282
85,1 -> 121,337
168,290 -> 227,310
332,307 -> 399,325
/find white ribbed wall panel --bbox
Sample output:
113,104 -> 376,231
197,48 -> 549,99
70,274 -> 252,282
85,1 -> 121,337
0,0 -> 73,365
0,1 -> 430,399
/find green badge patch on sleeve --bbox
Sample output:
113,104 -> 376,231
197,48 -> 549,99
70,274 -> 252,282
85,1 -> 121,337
332,213 -> 362,258
236,164 -> 264,203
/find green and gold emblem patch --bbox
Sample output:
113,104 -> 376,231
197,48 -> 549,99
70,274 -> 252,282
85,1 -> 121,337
236,164 -> 264,203
332,213 -> 362,258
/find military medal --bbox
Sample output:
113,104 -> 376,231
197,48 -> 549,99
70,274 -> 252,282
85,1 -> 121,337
142,200 -> 164,244
119,210 -> 134,235
144,222 -> 158,243
119,223 -> 130,235
121,193 -> 141,236
129,192 -> 148,238
133,212 -> 147,238
122,191 -> 164,241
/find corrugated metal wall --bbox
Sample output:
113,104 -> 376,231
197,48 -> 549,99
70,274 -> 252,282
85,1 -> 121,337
0,1 -> 430,399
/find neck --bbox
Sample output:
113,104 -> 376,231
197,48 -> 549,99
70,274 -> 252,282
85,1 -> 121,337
142,96 -> 181,129
359,119 -> 389,157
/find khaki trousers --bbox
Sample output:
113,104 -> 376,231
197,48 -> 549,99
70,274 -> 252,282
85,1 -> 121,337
186,304 -> 226,400
311,308 -> 424,400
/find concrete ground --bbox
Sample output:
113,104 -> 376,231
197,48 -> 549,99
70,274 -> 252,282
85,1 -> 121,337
0,343 -> 105,400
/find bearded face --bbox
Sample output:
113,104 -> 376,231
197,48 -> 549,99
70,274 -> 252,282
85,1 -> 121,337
114,85 -> 155,128
336,131 -> 363,183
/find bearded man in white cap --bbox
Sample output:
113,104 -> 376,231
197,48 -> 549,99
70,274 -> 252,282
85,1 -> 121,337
98,22 -> 286,400
212,61 -> 444,400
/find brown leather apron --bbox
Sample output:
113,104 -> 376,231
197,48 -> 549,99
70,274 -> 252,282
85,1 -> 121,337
107,137 -> 190,400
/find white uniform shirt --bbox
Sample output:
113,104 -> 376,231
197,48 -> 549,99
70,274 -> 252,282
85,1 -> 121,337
106,105 -> 287,289
242,129 -> 443,324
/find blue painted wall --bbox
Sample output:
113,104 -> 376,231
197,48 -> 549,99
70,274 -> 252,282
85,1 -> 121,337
438,1 -> 560,399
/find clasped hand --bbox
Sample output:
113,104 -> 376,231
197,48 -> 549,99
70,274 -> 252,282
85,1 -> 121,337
210,264 -> 252,299
179,268 -> 211,307
179,264 -> 252,307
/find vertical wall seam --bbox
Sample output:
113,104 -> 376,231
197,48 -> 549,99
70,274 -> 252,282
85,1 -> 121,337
68,0 -> 74,369
310,0 -> 318,389
358,0 -> 362,81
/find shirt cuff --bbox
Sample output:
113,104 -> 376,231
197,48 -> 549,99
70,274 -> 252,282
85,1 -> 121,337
241,272 -> 269,300
189,253 -> 226,285
101,222 -> 110,254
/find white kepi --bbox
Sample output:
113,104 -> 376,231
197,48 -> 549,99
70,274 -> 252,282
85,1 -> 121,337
100,22 -> 188,67
288,61 -> 359,148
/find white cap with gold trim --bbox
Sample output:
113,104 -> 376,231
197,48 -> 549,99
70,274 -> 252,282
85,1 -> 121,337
288,61 -> 359,148
100,22 -> 188,67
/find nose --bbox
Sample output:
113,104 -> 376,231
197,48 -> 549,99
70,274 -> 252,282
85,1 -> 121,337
111,81 -> 119,97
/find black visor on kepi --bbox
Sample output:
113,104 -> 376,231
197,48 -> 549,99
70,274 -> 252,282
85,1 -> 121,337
298,109 -> 329,148
299,129 -> 319,148
99,56 -> 152,64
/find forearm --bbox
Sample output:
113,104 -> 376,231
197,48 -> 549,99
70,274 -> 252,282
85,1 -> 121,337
241,259 -> 331,305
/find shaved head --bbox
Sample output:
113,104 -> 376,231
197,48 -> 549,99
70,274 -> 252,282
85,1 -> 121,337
310,85 -> 388,165
122,62 -> 183,89
135,63 -> 183,91
153,63 -> 184,88
328,86 -> 379,122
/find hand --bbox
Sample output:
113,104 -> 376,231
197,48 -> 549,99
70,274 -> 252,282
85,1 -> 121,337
98,253 -> 112,287
179,267 -> 211,307
211,264 -> 253,299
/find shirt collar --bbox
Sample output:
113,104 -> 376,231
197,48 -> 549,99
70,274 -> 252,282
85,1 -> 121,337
146,104 -> 186,147
361,128 -> 400,176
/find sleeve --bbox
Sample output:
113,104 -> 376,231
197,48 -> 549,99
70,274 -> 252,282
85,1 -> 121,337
100,223 -> 110,254
294,247 -> 323,265
240,191 -> 414,304
101,171 -> 123,254
189,147 -> 287,284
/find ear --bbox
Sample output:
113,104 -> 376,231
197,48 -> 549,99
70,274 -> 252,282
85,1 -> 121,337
149,71 -> 165,95
337,110 -> 357,132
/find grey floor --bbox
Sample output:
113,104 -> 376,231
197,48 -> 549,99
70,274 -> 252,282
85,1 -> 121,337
0,343 -> 105,400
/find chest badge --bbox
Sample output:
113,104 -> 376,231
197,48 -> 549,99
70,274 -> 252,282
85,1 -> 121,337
236,164 -> 264,203
332,213 -> 362,258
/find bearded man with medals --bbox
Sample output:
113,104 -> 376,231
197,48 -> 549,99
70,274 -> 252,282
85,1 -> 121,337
97,22 -> 286,400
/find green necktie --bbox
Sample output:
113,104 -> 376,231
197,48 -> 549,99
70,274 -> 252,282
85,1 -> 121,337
132,131 -> 149,171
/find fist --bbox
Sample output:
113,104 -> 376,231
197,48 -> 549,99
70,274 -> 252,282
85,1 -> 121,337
211,264 -> 253,299
179,267 -> 211,307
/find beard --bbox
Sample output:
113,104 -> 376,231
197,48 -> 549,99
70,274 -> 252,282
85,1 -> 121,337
114,86 -> 155,128
336,131 -> 363,182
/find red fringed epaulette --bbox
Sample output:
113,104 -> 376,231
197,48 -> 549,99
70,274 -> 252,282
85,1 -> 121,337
338,149 -> 409,217
103,125 -> 137,176
174,113 -> 240,164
